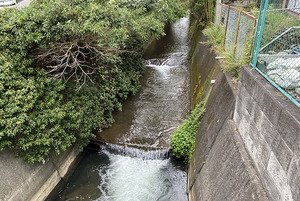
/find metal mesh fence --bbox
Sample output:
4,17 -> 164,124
225,8 -> 240,53
215,2 -> 222,25
221,5 -> 229,25
236,13 -> 257,60
251,0 -> 300,106
215,2 -> 257,62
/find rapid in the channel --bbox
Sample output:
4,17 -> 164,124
54,16 -> 191,201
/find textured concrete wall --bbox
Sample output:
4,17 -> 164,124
188,60 -> 269,200
0,144 -> 81,201
189,60 -> 300,200
190,35 -> 217,109
189,119 -> 269,201
188,19 -> 300,199
234,66 -> 300,201
188,34 -> 271,200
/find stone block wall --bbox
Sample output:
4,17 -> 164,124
233,66 -> 300,201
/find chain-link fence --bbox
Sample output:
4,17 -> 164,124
251,0 -> 300,107
215,2 -> 257,61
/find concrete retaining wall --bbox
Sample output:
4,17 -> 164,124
234,67 -> 300,201
190,35 -> 217,109
188,63 -> 269,200
0,144 -> 81,201
188,34 -> 299,200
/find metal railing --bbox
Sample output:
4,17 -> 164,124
251,0 -> 300,107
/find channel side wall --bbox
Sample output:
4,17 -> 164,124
188,63 -> 269,200
188,34 -> 300,200
0,144 -> 81,201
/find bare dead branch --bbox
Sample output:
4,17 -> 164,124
33,35 -> 136,89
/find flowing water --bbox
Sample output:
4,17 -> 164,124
54,16 -> 191,201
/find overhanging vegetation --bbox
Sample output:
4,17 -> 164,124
0,0 -> 186,163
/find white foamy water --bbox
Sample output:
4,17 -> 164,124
96,151 -> 187,201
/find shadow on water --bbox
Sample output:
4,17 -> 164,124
54,16 -> 191,201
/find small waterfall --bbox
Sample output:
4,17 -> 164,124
144,53 -> 189,67
99,143 -> 170,160
96,145 -> 187,201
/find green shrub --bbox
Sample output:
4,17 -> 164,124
0,0 -> 186,163
202,24 -> 254,79
171,100 -> 206,162
220,51 -> 243,78
202,23 -> 225,52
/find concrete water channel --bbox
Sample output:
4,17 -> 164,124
54,16 -> 191,200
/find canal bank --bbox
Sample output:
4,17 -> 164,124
0,144 -> 81,201
1,12 -> 299,201
188,28 -> 300,200
187,34 -> 269,199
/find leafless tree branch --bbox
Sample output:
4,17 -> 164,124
33,36 -> 135,89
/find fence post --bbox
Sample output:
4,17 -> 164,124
252,0 -> 269,68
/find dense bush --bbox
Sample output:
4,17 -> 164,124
0,0 -> 186,163
202,24 -> 225,51
171,100 -> 206,162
